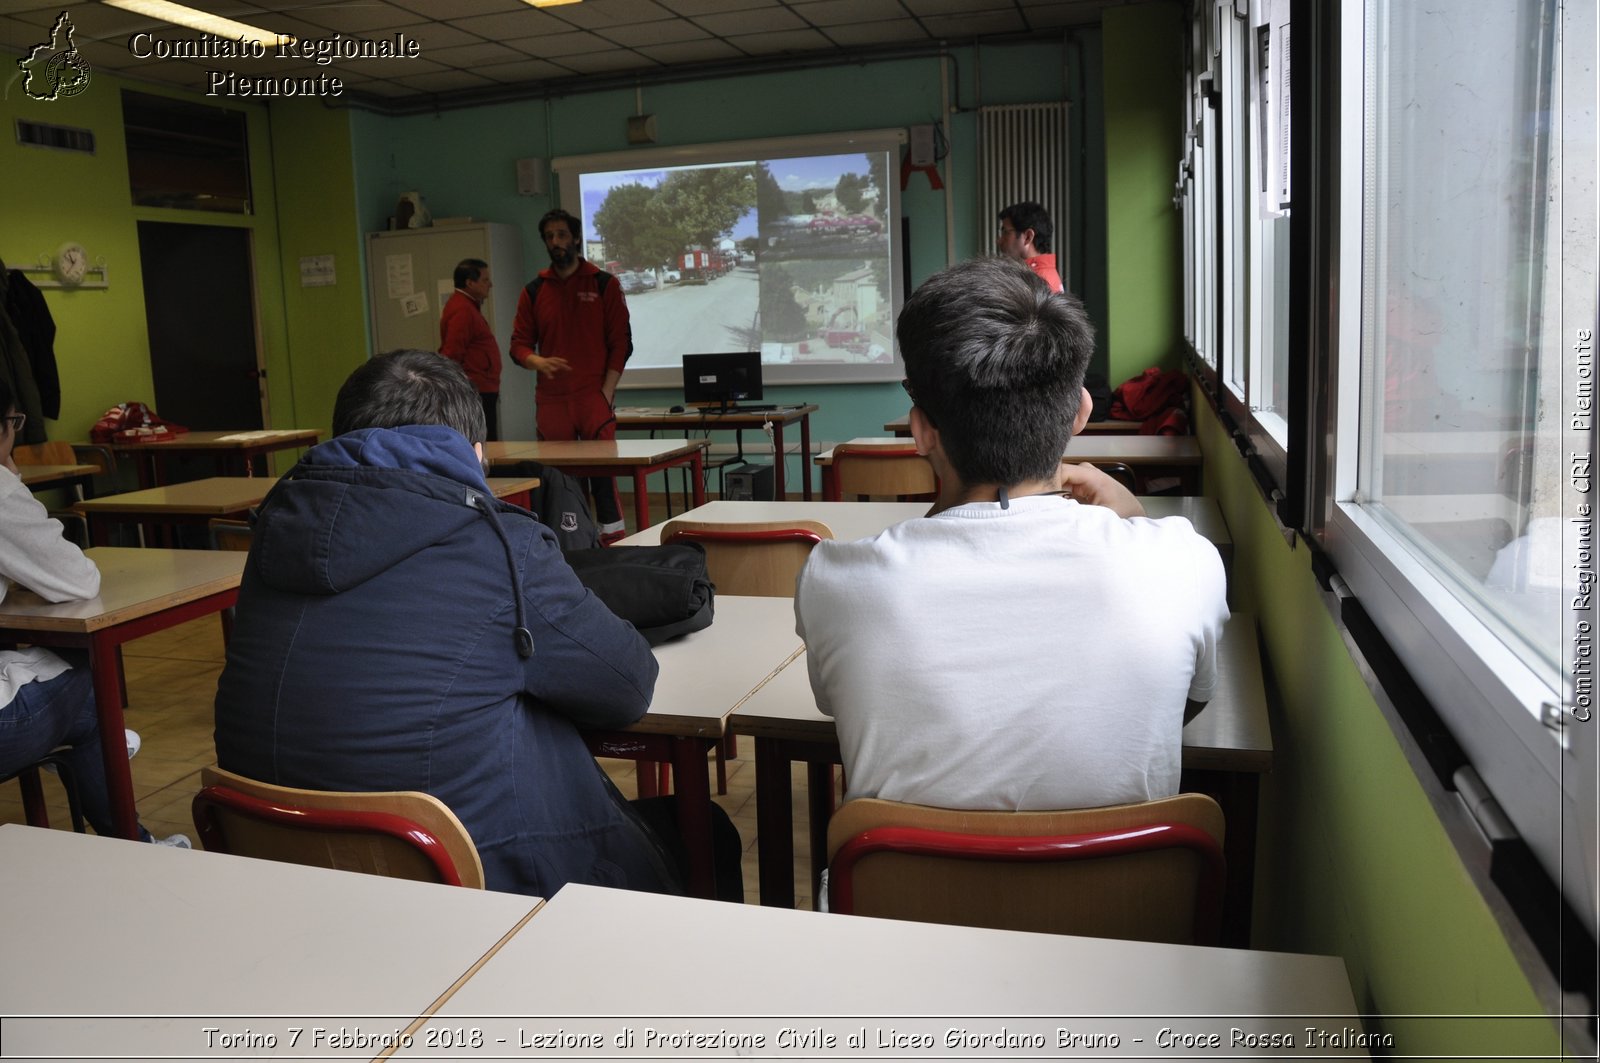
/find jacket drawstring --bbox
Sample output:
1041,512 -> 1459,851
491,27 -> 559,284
469,491 -> 536,658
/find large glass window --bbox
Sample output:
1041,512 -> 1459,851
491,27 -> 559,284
1328,0 -> 1593,937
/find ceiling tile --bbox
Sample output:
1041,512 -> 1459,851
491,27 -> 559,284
598,18 -> 709,48
290,4 -> 428,34
923,10 -> 1027,35
422,40 -> 526,67
381,21 -> 479,50
692,6 -> 805,36
475,56 -> 568,83
724,27 -> 833,54
903,0 -> 1011,15
387,0 -> 525,18
1021,2 -> 1105,29
670,0 -> 779,15
447,8 -> 566,41
320,53 -> 442,78
504,29 -> 610,59
555,47 -> 659,75
790,0 -> 910,27
821,19 -> 934,46
386,68 -> 498,93
632,37 -> 744,65
550,0 -> 675,31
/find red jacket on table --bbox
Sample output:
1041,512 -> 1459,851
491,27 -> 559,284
438,290 -> 502,394
1025,253 -> 1064,294
509,260 -> 631,402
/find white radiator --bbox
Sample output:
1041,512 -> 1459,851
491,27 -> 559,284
978,102 -> 1071,278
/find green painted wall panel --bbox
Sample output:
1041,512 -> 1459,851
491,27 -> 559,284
1194,397 -> 1563,1058
1102,3 -> 1184,385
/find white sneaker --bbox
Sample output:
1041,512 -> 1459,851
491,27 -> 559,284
152,833 -> 191,849
125,729 -> 141,759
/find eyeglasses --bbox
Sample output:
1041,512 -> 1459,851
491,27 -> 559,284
2,413 -> 23,434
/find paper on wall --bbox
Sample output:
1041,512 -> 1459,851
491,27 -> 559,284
400,291 -> 428,318
386,253 -> 414,299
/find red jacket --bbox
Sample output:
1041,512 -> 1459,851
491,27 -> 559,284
1025,253 -> 1063,293
509,261 -> 631,401
438,290 -> 502,394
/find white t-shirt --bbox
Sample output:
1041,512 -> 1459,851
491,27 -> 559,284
0,466 -> 100,705
794,494 -> 1230,810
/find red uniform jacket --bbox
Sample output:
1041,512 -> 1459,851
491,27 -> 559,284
508,261 -> 631,402
438,290 -> 502,394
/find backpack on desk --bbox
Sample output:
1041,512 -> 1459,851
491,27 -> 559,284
509,461 -> 599,551
565,543 -> 715,646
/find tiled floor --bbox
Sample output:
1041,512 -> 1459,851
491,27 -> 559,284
0,613 -> 829,910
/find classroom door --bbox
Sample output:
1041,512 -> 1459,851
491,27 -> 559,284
137,222 -> 263,430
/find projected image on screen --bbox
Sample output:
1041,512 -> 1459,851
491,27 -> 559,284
576,152 -> 895,376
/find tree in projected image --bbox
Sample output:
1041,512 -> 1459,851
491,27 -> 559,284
654,166 -> 756,248
758,263 -> 809,341
591,182 -> 681,271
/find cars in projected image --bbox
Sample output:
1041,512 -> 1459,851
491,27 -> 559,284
808,215 -> 850,234
618,271 -> 655,294
844,214 -> 883,233
660,265 -> 681,283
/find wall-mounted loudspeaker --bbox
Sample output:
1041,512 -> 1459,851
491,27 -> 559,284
515,157 -> 545,196
626,114 -> 658,145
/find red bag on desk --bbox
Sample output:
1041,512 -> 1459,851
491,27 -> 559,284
89,402 -> 189,444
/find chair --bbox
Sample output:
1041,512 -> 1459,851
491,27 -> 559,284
825,793 -> 1226,945
1,750 -> 87,834
659,518 -> 833,597
207,518 -> 254,551
827,444 -> 937,502
13,441 -> 117,499
191,765 -> 485,889
1091,461 -> 1139,493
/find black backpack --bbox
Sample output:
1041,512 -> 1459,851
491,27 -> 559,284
510,461 -> 599,551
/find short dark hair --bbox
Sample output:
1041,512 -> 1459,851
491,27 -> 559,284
538,208 -> 581,246
453,258 -> 487,288
998,201 -> 1054,254
0,375 -> 15,418
897,256 -> 1094,486
332,349 -> 487,444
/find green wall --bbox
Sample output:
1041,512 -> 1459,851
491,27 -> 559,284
0,72 -> 337,471
1103,3 -> 1185,384
1194,396 -> 1563,1058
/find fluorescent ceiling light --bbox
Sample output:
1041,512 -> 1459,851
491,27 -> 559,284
525,0 -> 583,7
103,0 -> 289,47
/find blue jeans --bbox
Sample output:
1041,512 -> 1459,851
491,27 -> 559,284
0,654 -> 128,839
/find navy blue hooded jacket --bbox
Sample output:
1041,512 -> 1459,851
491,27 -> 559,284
214,425 -> 678,896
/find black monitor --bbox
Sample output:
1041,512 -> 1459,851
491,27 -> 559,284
682,351 -> 762,410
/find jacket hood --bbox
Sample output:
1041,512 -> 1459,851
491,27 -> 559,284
252,426 -> 496,595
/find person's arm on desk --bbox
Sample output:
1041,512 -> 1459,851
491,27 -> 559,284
0,464 -> 99,604
1059,462 -> 1145,518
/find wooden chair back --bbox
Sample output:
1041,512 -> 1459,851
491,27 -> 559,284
826,793 -> 1226,945
208,518 -> 254,551
831,444 -> 937,501
192,765 -> 485,889
659,518 -> 833,597
12,442 -> 76,466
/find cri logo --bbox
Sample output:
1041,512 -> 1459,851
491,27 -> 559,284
19,12 -> 92,101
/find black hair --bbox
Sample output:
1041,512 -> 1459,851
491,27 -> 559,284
538,208 -> 581,246
998,201 -> 1054,254
896,256 -> 1094,487
453,258 -> 488,289
0,375 -> 15,418
332,349 -> 487,444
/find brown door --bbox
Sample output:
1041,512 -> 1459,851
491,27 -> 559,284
137,221 -> 262,430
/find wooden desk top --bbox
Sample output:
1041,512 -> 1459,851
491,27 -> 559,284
734,613 -> 1272,772
74,475 -> 279,516
0,824 -> 541,1053
485,438 -> 709,467
17,462 -> 95,488
0,547 -> 244,634
616,404 -> 818,427
885,411 -> 1143,434
631,595 -> 801,737
485,475 -> 540,499
398,883 -> 1363,1054
617,498 -> 1230,567
107,428 -> 320,451
818,435 -> 1202,465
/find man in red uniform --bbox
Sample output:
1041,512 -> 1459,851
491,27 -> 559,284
510,208 -> 633,542
997,201 -> 1064,293
438,258 -> 502,440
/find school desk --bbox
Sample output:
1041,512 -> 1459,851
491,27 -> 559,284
616,403 -> 820,499
108,427 -> 321,485
615,497 -> 1233,578
732,612 -> 1273,947
483,438 -> 710,529
817,435 -> 1204,496
16,462 -> 97,494
0,548 -> 245,839
582,595 -> 802,899
0,824 -> 542,1057
395,882 -> 1368,1060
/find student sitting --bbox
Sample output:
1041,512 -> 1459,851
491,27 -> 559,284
0,379 -> 188,846
213,351 -> 726,898
795,257 -> 1229,811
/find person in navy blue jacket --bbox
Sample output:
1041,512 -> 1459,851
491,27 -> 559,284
214,349 -> 680,897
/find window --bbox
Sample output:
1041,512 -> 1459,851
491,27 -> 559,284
1326,0 -> 1594,937
123,91 -> 251,213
